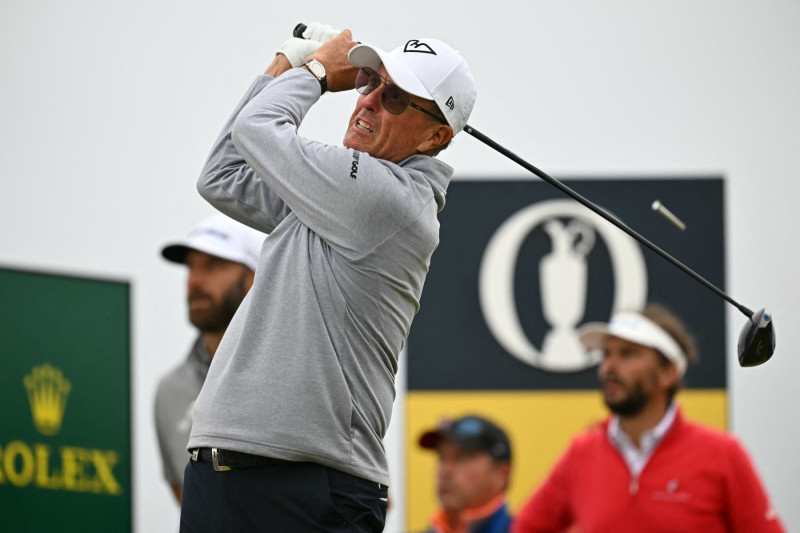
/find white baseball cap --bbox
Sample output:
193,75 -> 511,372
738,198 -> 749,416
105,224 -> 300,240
161,213 -> 265,271
348,38 -> 477,135
578,311 -> 688,377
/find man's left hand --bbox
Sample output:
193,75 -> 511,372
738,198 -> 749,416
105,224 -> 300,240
306,29 -> 359,93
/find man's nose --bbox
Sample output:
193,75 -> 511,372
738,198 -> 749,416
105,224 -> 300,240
187,268 -> 207,291
438,459 -> 455,478
599,353 -> 617,375
360,86 -> 383,110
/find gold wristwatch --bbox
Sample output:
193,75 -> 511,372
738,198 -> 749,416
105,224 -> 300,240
302,59 -> 327,95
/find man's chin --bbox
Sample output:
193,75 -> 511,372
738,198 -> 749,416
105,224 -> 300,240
440,499 -> 463,513
189,314 -> 224,333
603,390 -> 623,406
343,135 -> 367,154
605,396 -> 647,416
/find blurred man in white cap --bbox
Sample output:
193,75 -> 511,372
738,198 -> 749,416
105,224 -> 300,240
513,303 -> 784,533
419,415 -> 513,533
154,213 -> 264,503
180,23 -> 477,533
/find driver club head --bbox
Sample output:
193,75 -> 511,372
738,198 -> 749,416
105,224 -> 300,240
737,308 -> 775,367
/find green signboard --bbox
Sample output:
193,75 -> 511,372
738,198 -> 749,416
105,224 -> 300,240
0,267 -> 131,532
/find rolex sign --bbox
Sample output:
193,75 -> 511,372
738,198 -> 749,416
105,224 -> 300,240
0,268 -> 131,532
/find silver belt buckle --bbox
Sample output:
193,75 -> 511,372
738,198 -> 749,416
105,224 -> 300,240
211,448 -> 231,472
191,449 -> 199,461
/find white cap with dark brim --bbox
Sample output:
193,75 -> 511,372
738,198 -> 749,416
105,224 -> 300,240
578,311 -> 688,377
161,213 -> 265,271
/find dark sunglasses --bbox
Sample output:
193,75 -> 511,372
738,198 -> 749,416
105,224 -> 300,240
355,67 -> 447,124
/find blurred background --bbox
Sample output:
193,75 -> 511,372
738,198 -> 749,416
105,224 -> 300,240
1,1 -> 798,531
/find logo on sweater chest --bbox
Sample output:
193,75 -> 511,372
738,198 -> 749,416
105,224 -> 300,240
651,478 -> 691,503
350,151 -> 361,179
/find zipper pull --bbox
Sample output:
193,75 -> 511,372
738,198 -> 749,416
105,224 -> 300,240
629,477 -> 639,495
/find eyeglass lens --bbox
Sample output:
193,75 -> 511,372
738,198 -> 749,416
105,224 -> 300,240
355,68 -> 411,115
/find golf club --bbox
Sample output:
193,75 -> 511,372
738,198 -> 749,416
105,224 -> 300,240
463,125 -> 774,367
290,23 -> 775,367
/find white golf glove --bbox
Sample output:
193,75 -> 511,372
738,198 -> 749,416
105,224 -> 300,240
300,22 -> 340,42
277,22 -> 340,67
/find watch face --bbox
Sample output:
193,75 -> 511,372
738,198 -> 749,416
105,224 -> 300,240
307,60 -> 325,79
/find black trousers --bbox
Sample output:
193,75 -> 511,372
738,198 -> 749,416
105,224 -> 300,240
180,454 -> 387,533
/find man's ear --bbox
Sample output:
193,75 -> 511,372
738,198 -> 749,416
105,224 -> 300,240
417,125 -> 454,155
658,362 -> 680,391
492,460 -> 512,492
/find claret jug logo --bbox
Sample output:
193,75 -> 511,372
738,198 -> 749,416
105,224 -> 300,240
24,364 -> 71,436
479,200 -> 648,372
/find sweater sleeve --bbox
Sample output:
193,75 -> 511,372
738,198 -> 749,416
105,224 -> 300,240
197,75 -> 291,234
228,68 -> 432,256
724,437 -> 785,532
512,443 -> 576,533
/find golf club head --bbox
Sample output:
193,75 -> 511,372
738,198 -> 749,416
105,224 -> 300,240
737,308 -> 775,367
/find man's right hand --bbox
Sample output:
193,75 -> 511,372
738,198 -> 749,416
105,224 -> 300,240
276,22 -> 340,67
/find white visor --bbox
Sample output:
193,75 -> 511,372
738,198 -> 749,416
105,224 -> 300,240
578,311 -> 687,377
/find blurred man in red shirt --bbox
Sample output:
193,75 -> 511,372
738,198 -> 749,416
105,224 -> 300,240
513,303 -> 784,533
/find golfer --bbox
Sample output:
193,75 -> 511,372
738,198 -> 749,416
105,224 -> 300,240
179,24 -> 477,533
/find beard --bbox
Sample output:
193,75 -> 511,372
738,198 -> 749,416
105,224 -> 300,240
602,378 -> 649,416
188,272 -> 248,334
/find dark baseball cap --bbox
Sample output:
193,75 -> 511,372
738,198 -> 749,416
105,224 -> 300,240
418,415 -> 512,462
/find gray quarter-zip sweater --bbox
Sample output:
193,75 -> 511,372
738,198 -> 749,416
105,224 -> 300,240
187,69 -> 453,485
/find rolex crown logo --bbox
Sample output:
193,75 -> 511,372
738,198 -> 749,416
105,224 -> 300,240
24,364 -> 71,436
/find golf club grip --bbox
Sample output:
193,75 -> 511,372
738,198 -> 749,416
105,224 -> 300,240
462,123 -> 755,319
292,23 -> 360,45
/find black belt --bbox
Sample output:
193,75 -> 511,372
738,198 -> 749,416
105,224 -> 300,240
192,447 -> 289,471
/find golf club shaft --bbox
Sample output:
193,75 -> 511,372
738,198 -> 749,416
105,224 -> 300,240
286,23 -> 753,319
463,124 -> 754,319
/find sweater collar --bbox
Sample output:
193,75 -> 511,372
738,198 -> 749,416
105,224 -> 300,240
400,154 -> 454,212
607,403 -> 681,476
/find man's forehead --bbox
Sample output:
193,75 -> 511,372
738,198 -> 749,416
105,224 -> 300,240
185,249 -> 240,265
437,439 -> 485,457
